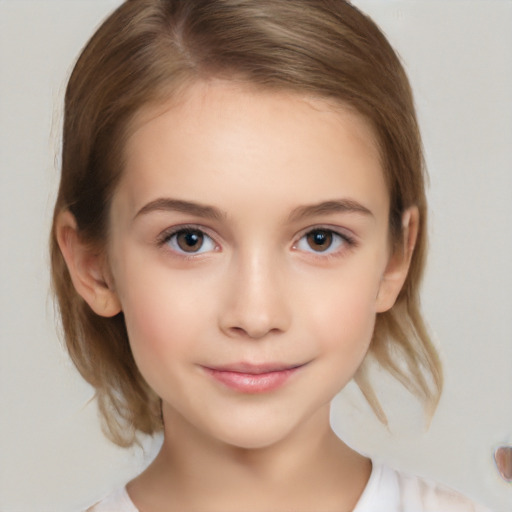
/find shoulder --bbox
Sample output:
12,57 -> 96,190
393,467 -> 492,512
354,462 -> 493,512
86,487 -> 139,512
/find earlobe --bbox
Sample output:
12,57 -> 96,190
55,210 -> 122,317
376,206 -> 419,313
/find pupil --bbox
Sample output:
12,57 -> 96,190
308,230 -> 332,252
177,230 -> 203,252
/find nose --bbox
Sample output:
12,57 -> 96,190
218,250 -> 291,340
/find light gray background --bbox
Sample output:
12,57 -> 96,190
1,1 -> 511,511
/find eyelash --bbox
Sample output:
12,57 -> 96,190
292,226 -> 357,260
156,224 -> 219,258
156,224 -> 357,259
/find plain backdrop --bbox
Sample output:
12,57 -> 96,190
1,1 -> 511,511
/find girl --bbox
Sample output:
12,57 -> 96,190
51,0 -> 492,510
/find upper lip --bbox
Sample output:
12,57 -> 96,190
204,362 -> 305,374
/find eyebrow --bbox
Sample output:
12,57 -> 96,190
134,198 -> 226,222
134,197 -> 372,223
289,199 -> 373,222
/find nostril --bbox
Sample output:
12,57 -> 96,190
494,446 -> 512,482
228,326 -> 270,339
225,323 -> 281,340
229,326 -> 248,336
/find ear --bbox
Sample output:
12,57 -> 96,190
376,206 -> 419,313
55,210 -> 122,317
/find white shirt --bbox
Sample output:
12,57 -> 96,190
87,462 -> 492,511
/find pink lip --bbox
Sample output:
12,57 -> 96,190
203,363 -> 305,394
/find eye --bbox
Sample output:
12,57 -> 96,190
164,228 -> 217,255
294,228 -> 350,254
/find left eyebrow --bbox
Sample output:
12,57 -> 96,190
289,199 -> 373,222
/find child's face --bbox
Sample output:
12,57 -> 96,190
106,81 -> 407,449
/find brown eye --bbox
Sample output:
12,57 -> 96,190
306,230 -> 333,252
176,230 -> 204,252
164,227 -> 216,255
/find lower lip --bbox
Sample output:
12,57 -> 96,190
204,367 -> 301,393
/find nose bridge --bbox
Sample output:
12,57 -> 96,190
219,243 -> 290,339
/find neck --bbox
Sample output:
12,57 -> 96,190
127,404 -> 371,512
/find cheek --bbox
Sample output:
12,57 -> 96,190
323,294 -> 376,353
116,269 -> 210,380
303,266 -> 380,355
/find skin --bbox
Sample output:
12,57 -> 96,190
58,81 -> 418,511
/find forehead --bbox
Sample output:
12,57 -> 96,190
116,80 -> 388,220
127,80 -> 381,158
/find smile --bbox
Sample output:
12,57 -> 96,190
202,363 -> 306,394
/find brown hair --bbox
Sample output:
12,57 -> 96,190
51,0 -> 442,447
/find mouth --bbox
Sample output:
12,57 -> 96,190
202,362 -> 306,394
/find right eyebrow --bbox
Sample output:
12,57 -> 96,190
133,198 -> 226,222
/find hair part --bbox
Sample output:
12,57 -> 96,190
51,0 -> 442,447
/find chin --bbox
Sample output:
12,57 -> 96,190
204,408 -> 311,451
214,426 -> 295,451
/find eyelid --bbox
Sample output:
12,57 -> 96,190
293,224 -> 356,243
155,223 -> 356,258
156,224 -> 221,255
291,225 -> 357,256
